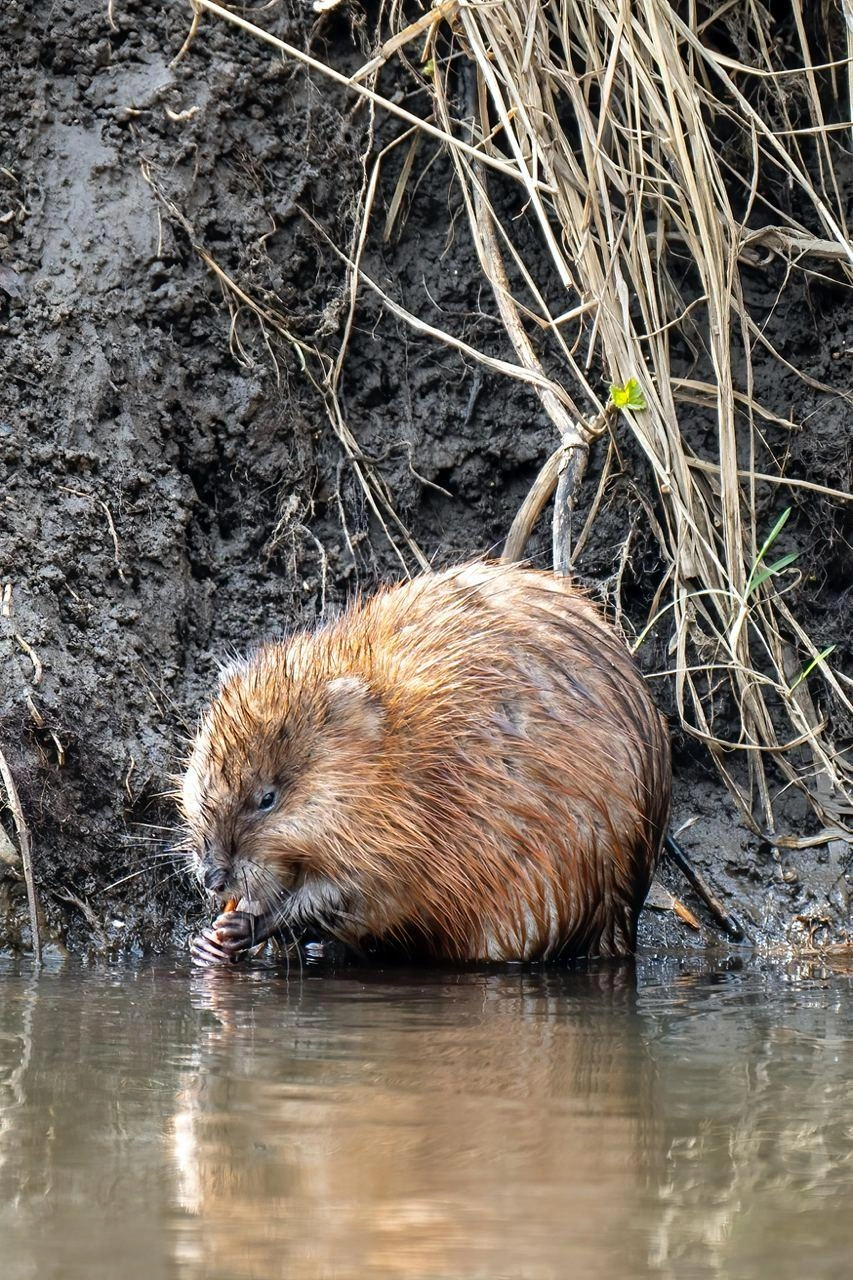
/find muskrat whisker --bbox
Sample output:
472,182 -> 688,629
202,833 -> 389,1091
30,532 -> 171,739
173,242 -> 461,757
115,833 -> 173,846
100,867 -> 156,893
154,865 -> 199,894
100,862 -> 190,895
230,860 -> 304,977
125,851 -> 191,874
248,863 -> 297,924
138,858 -> 191,875
118,844 -> 185,860
285,921 -> 303,979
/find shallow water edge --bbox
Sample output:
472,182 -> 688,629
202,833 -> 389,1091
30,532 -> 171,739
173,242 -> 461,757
1,952 -> 852,1280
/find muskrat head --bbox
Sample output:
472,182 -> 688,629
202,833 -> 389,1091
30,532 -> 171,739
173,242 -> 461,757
180,650 -> 385,920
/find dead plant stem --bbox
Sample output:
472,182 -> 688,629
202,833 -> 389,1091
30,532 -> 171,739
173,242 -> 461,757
0,746 -> 41,963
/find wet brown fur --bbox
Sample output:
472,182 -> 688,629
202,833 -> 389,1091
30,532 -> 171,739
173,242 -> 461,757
181,562 -> 671,961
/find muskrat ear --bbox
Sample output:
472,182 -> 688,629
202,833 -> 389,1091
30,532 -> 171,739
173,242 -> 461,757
325,676 -> 384,742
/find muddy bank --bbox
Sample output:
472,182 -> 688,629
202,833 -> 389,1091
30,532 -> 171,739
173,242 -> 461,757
0,0 -> 850,956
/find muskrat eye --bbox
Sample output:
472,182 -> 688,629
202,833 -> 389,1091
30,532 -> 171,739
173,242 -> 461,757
258,790 -> 277,811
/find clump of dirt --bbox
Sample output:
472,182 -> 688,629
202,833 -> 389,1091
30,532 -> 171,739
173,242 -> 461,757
0,0 -> 850,957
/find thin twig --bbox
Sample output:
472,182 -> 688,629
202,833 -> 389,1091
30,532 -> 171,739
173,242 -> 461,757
686,456 -> 853,504
453,62 -> 595,569
96,500 -> 129,584
0,745 -> 41,962
665,835 -> 745,941
300,204 -> 575,404
350,1 -> 458,84
171,0 -> 201,66
183,0 -> 550,190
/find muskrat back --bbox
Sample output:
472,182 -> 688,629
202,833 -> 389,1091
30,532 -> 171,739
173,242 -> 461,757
182,562 -> 671,963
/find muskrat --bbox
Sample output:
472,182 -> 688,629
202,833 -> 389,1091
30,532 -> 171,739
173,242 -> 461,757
182,561 -> 671,965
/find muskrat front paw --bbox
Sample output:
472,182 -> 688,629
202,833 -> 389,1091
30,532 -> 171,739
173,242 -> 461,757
189,909 -> 270,966
190,926 -> 243,966
212,909 -> 264,950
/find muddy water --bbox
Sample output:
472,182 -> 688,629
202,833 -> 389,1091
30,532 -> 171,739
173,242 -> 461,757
1,956 -> 852,1280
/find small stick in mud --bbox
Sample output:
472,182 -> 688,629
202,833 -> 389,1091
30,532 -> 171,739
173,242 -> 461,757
664,834 -> 745,942
0,744 -> 41,963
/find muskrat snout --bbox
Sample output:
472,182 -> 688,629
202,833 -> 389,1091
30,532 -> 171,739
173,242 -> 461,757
197,841 -> 232,895
201,861 -> 228,894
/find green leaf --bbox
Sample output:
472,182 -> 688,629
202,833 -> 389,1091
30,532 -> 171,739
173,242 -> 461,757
747,551 -> 799,595
789,645 -> 836,693
745,507 -> 794,596
760,506 -> 792,552
609,377 -> 646,411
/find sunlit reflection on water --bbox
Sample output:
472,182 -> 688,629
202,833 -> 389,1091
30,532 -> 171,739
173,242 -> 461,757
1,953 -> 851,1279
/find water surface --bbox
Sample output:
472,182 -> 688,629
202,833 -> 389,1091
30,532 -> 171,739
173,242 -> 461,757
1,953 -> 852,1279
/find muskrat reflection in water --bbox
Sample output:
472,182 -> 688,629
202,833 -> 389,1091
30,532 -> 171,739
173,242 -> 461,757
181,562 -> 671,965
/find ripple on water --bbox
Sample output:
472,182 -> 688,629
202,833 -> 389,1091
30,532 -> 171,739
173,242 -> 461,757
0,954 -> 851,1280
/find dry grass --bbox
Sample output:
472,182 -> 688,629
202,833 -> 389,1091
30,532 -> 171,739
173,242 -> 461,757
174,0 -> 853,842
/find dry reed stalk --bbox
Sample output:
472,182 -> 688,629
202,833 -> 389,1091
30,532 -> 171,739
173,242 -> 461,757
0,745 -> 41,963
428,0 -> 853,839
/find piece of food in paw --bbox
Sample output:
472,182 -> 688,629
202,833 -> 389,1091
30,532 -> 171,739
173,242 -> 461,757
190,930 -> 234,966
